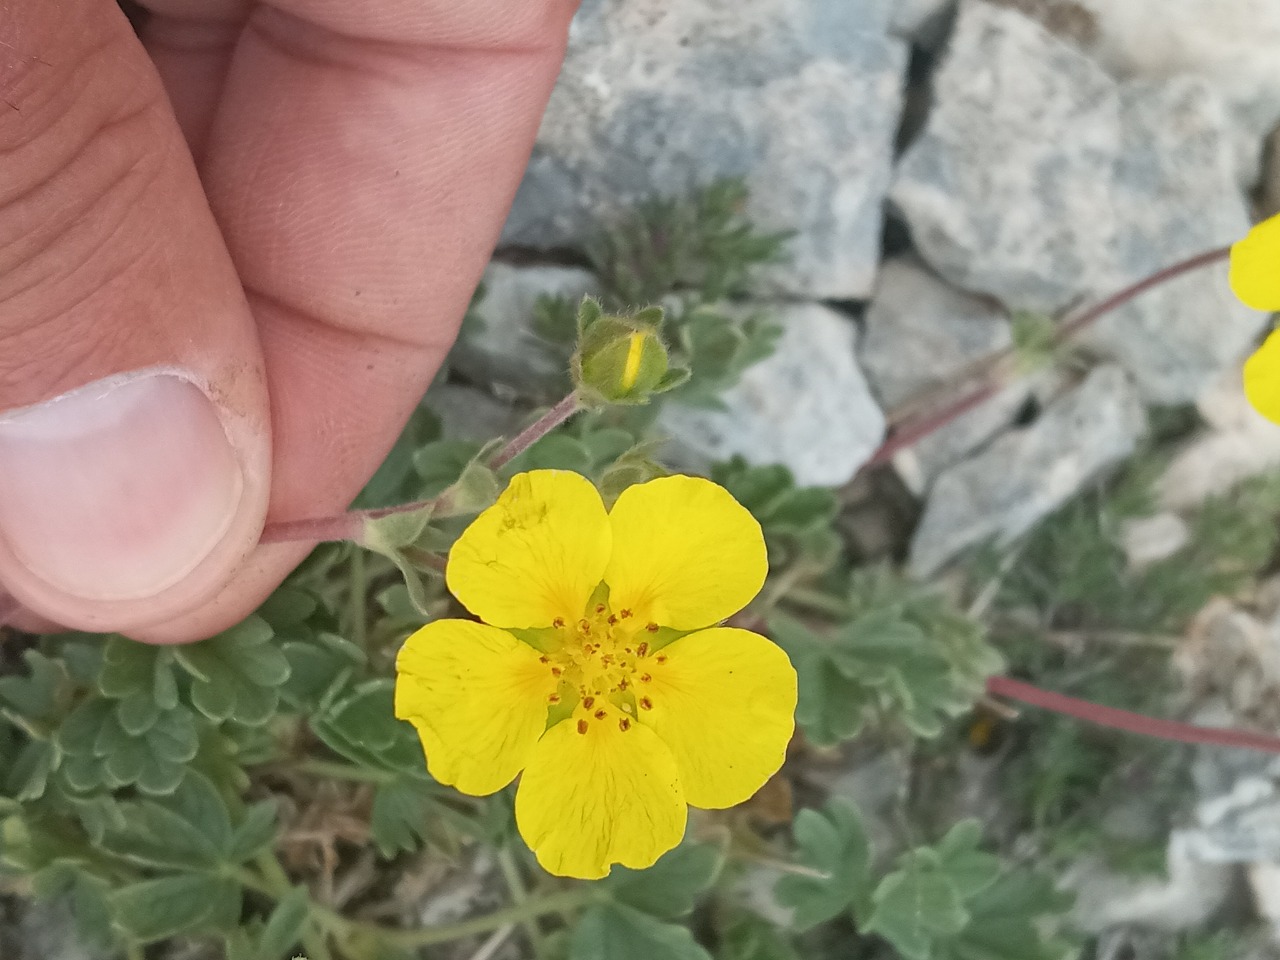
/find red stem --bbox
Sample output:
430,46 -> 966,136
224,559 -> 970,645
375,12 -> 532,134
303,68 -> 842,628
488,393 -> 581,470
987,674 -> 1280,755
259,392 -> 581,546
867,245 -> 1233,465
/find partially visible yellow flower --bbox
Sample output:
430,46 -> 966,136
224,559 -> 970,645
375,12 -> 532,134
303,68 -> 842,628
1232,214 -> 1280,424
394,470 -> 797,879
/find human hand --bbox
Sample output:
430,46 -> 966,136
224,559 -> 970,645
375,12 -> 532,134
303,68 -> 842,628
0,0 -> 575,641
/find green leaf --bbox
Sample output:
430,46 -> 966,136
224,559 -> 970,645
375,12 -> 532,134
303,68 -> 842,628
5,739 -> 56,801
255,885 -> 312,960
716,912 -> 800,960
311,680 -> 425,777
281,631 -> 365,712
935,870 -> 1076,960
174,616 -> 290,726
934,820 -> 1000,898
0,650 -> 66,726
865,849 -> 969,960
570,903 -> 713,960
229,800 -> 279,864
603,842 -> 723,919
775,798 -> 873,930
111,873 -> 241,943
100,772 -> 232,870
57,696 -> 198,796
370,779 -> 436,858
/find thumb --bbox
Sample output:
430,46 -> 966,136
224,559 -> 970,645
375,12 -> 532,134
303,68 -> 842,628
0,1 -> 271,632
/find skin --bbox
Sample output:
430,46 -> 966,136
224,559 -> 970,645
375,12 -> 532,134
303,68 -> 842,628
0,0 -> 577,641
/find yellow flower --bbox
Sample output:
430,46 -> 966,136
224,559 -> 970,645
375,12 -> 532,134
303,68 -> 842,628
394,470 -> 797,879
1232,214 -> 1280,423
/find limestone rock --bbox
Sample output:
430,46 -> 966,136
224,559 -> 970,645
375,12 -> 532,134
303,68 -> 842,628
503,0 -> 909,298
908,365 -> 1147,575
658,303 -> 886,486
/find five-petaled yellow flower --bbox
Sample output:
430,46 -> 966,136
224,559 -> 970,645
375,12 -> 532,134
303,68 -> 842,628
394,470 -> 797,879
1230,212 -> 1280,423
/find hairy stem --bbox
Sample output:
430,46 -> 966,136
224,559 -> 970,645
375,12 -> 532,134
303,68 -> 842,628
259,392 -> 581,546
488,393 -> 582,470
987,674 -> 1280,754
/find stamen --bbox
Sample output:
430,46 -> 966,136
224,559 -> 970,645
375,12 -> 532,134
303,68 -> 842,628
640,697 -> 653,710
619,717 -> 632,732
620,609 -> 633,618
548,694 -> 560,703
579,619 -> 591,633
595,603 -> 607,614
594,709 -> 608,720
538,655 -> 549,663
577,719 -> 589,734
617,678 -> 629,690
553,617 -> 565,628
550,666 -> 562,677
656,655 -> 667,664
640,674 -> 652,684
636,642 -> 649,658
607,614 -> 618,625
583,696 -> 595,710
646,622 -> 659,633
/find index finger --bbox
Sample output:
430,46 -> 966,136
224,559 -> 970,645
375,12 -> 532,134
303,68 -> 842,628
134,0 -> 577,641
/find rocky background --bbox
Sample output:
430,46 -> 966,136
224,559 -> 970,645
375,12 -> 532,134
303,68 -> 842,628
437,0 -> 1280,953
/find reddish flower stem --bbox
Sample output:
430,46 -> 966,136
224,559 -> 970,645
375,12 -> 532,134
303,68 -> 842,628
487,393 -> 581,471
259,392 -> 582,546
867,245 -> 1233,465
987,674 -> 1280,755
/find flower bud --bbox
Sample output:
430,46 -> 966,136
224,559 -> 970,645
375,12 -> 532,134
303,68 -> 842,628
573,309 -> 673,404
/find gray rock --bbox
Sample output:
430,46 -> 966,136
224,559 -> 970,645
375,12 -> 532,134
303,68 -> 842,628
503,0 -> 909,299
1078,0 -> 1280,159
891,0 -> 955,47
893,381 -> 1035,495
451,263 -> 597,397
858,255 -> 1029,493
892,1 -> 1264,402
1082,77 -> 1264,404
908,365 -> 1147,575
1068,831 -> 1235,933
892,0 -> 1122,313
859,256 -> 1011,410
658,303 -> 886,486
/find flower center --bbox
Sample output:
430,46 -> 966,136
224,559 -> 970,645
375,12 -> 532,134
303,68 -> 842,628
537,598 -> 667,734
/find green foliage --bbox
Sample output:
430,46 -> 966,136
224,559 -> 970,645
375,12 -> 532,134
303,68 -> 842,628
602,841 -> 724,920
571,903 -> 713,960
771,570 -> 1001,746
993,461 -> 1280,633
716,913 -> 801,960
712,457 -> 841,567
587,177 -> 789,309
777,805 -> 1075,960
775,799 -> 872,929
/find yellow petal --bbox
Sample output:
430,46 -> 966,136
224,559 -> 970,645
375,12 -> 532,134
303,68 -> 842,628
447,470 -> 612,628
514,714 -> 686,879
604,475 -> 766,630
641,627 -> 796,809
1245,328 -> 1280,425
394,620 -> 557,795
1231,214 -> 1280,312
